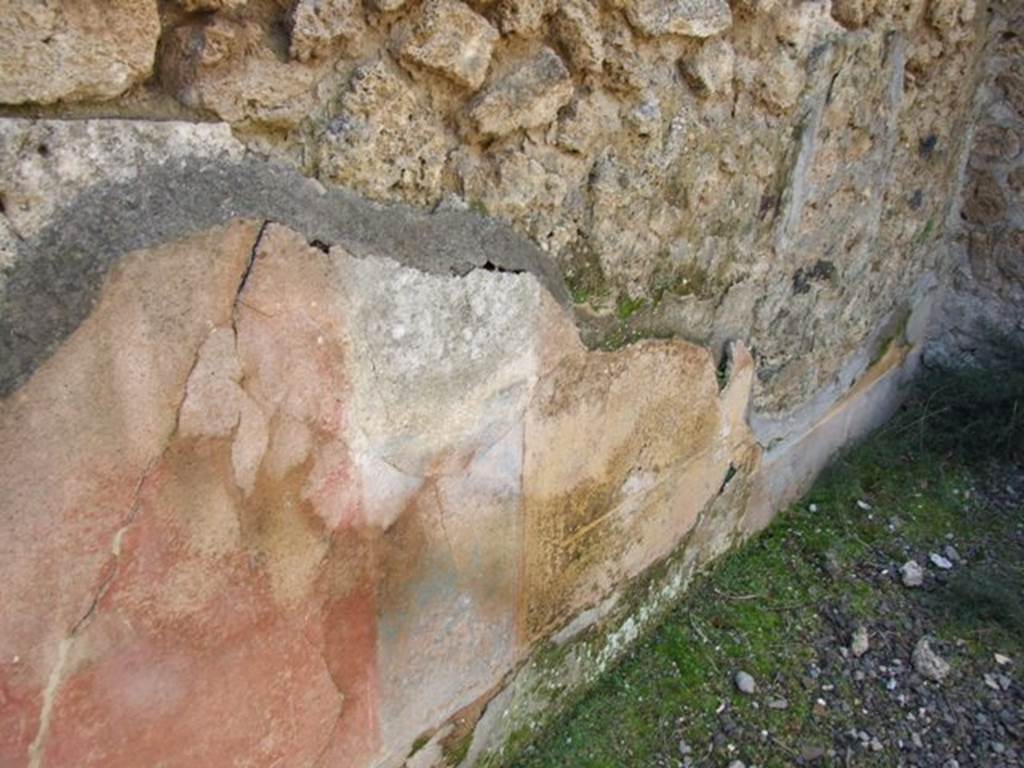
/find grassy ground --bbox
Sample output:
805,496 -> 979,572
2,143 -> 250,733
512,372 -> 1024,767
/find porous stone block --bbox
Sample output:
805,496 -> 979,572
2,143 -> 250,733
622,0 -> 732,38
316,60 -> 448,205
395,0 -> 499,89
555,0 -> 605,72
467,47 -> 575,137
682,39 -> 736,96
496,0 -> 556,34
0,0 -> 160,105
289,0 -> 363,62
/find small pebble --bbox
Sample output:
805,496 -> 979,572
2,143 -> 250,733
851,625 -> 870,658
929,552 -> 954,570
801,745 -> 826,761
901,560 -> 924,587
735,671 -> 756,695
767,697 -> 789,710
913,637 -> 951,682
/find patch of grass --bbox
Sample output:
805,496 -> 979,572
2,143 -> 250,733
565,245 -> 611,306
408,733 -> 431,757
649,262 -> 716,303
899,338 -> 1024,464
616,293 -> 648,322
943,565 -> 1024,636
444,732 -> 473,766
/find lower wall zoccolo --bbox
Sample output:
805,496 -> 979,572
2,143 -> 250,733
464,280 -> 934,768
0,211 -> 932,767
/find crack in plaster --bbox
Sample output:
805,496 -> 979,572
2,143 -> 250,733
24,224 -> 267,765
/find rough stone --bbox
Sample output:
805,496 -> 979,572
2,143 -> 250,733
971,123 -> 1021,165
735,670 -> 757,694
467,47 -> 575,137
0,0 -> 160,105
928,0 -> 977,35
622,0 -> 733,38
316,59 -> 449,205
901,560 -> 925,587
289,0 -> 363,62
496,0 -> 556,34
831,0 -> 878,28
682,39 -> 736,96
851,625 -> 870,657
557,91 -> 621,154
913,637 -> 951,682
159,17 -> 325,127
929,552 -> 954,570
395,0 -> 499,89
555,0 -> 605,73
756,54 -> 806,113
177,0 -> 247,10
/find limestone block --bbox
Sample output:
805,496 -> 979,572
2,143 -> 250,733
555,0 -> 606,72
0,119 -> 244,240
395,0 -> 499,89
468,47 -> 575,137
289,0 -> 363,62
622,0 -> 732,38
0,0 -> 160,105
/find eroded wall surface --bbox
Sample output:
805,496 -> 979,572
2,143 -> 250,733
931,0 -> 1024,364
0,0 -> 998,765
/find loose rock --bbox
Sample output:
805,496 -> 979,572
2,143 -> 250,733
913,637 -> 951,682
930,552 -> 954,570
901,560 -> 925,587
851,625 -> 870,657
735,670 -> 757,694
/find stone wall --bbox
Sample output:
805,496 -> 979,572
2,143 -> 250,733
930,0 -> 1024,365
0,0 -> 1004,766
